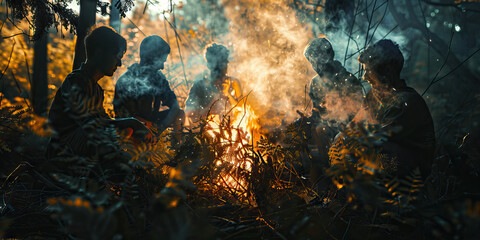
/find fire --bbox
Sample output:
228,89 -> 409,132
204,103 -> 260,201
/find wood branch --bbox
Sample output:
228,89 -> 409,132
389,0 -> 478,93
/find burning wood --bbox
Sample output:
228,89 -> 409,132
203,102 -> 260,204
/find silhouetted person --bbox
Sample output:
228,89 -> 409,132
304,38 -> 363,137
325,0 -> 355,32
356,39 -> 435,178
302,38 -> 363,191
185,43 -> 242,123
113,35 -> 183,135
47,26 -> 154,159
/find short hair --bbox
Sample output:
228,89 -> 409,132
140,35 -> 171,65
358,39 -> 404,75
304,38 -> 334,64
85,26 -> 126,58
205,43 -> 230,70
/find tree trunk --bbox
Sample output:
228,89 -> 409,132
73,0 -> 97,70
32,31 -> 48,116
110,0 -> 121,33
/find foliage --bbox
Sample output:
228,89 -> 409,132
1,0 -> 480,239
5,0 -> 78,40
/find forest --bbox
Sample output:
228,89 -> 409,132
1,0 -> 480,239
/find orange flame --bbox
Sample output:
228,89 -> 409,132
205,103 -> 260,200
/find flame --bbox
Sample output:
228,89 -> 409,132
205,103 -> 260,200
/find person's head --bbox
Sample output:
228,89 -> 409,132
304,38 -> 335,73
358,39 -> 404,90
85,26 -> 127,76
140,35 -> 171,70
205,43 -> 229,78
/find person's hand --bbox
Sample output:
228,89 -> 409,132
221,81 -> 230,96
129,118 -> 157,144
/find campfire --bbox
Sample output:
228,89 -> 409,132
203,102 -> 261,204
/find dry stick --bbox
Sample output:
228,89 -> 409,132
364,0 -> 378,50
380,24 -> 398,40
163,15 -> 189,89
367,0 -> 389,45
10,70 -> 31,109
342,218 -> 352,240
126,16 -> 146,36
344,0 -> 361,66
421,0 -> 480,14
417,0 -> 431,84
421,29 -> 455,96
432,47 -> 480,84
142,0 -> 148,14
0,40 -> 16,105
7,17 -> 31,38
162,12 -> 172,79
147,0 -> 200,55
0,14 -> 7,33
17,39 -> 31,84
235,91 -> 252,130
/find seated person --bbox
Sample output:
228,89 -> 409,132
113,35 -> 183,135
302,38 -> 363,190
304,37 -> 363,131
47,26 -> 154,159
354,39 -> 435,178
185,43 -> 242,123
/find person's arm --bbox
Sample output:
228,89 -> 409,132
109,117 -> 156,143
158,98 -> 181,131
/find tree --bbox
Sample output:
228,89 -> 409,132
72,0 -> 97,70
110,0 -> 121,33
32,31 -> 48,115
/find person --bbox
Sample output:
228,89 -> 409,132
113,35 -> 183,135
185,43 -> 242,123
355,39 -> 435,178
47,26 -> 154,159
304,37 -> 363,129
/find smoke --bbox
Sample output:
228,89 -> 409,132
112,0 -> 414,130
115,63 -> 165,99
220,0 -> 315,128
322,90 -> 363,124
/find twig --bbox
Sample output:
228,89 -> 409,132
421,0 -> 480,14
417,0 -> 431,82
163,14 -> 189,88
421,29 -> 455,96
342,218 -> 352,240
368,1 -> 389,45
10,70 -> 31,109
364,0 -> 378,49
2,32 -> 30,39
380,24 -> 398,40
126,16 -> 146,36
432,47 -> 480,84
344,1 -> 361,66
0,40 -> 16,105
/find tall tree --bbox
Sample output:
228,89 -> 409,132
32,31 -> 48,115
72,0 -> 97,70
110,0 -> 121,33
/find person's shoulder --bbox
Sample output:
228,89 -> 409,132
151,70 -> 169,88
397,86 -> 426,104
310,75 -> 321,84
62,70 -> 89,89
116,70 -> 132,85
